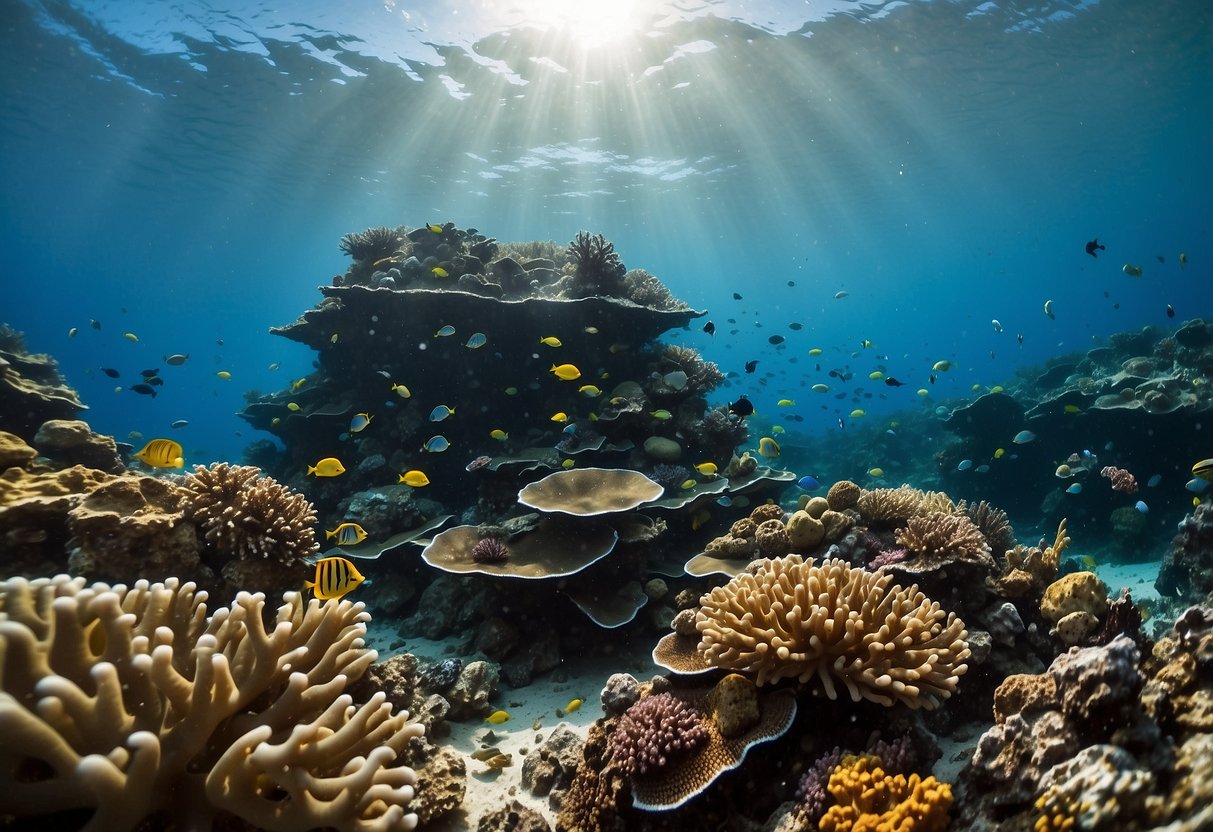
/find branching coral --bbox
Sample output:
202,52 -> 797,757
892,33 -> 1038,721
999,519 -> 1069,598
959,499 -> 1015,556
856,486 -> 927,525
896,511 -> 993,564
622,268 -> 689,311
565,231 -> 626,297
339,226 -> 405,262
694,556 -> 970,707
820,755 -> 953,832
657,345 -> 724,395
607,691 -> 708,777
180,463 -> 318,565
693,407 -> 749,457
0,575 -> 424,831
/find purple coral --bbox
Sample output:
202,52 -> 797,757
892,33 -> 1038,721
795,746 -> 844,823
650,464 -> 692,492
471,537 -> 510,564
608,692 -> 708,777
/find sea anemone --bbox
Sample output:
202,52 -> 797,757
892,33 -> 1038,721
338,226 -> 404,262
471,536 -> 510,564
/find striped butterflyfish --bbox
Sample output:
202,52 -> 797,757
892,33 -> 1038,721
306,556 -> 366,601
325,522 -> 368,546
1193,458 -> 1213,482
134,438 -> 184,469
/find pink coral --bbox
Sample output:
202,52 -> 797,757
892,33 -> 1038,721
1100,466 -> 1138,494
608,692 -> 708,777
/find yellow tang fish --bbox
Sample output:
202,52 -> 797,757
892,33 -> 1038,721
578,385 -> 602,397
431,266 -> 449,278
391,383 -> 411,399
427,223 -> 443,233
550,363 -> 581,381
485,710 -> 510,724
306,556 -> 365,601
869,372 -> 884,381
808,348 -> 823,356
308,457 -> 346,477
490,429 -> 509,441
850,408 -> 865,418
868,467 -> 884,477
694,462 -> 718,476
292,378 -> 308,391
990,385 -> 1005,393
286,402 -> 301,412
772,425 -> 785,434
550,412 -> 568,423
1191,458 -> 1213,482
562,458 -> 575,469
135,439 -> 184,469
777,399 -> 795,407
326,523 -> 368,546
680,479 -> 697,490
539,336 -> 562,347
399,470 -> 430,487
1063,405 -> 1081,414
651,410 -> 672,421
994,448 -> 1006,459
557,698 -> 584,717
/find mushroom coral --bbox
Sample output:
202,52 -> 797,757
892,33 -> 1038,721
0,575 -> 424,831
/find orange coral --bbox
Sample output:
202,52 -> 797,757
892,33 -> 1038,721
820,755 -> 953,832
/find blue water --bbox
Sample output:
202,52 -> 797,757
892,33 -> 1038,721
1,0 -> 1209,464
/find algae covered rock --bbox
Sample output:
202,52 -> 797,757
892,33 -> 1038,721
1041,571 -> 1108,623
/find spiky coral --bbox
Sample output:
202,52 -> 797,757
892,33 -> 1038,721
896,512 -> 992,562
179,463 -> 318,565
693,407 -> 749,458
856,486 -> 927,525
960,499 -> 1015,556
694,556 -> 970,707
565,231 -> 626,297
608,692 -> 709,777
339,226 -> 404,261
657,344 -> 725,395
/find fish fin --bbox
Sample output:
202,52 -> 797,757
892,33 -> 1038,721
307,465 -> 316,475
325,530 -> 335,540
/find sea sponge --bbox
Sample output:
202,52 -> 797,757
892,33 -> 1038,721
0,575 -> 424,831
827,480 -> 862,511
1040,571 -> 1108,624
180,462 -> 318,565
750,503 -> 785,524
694,556 -> 970,707
704,673 -> 760,738
820,755 -> 953,832
897,511 -> 989,558
608,691 -> 708,777
1054,610 -> 1099,646
785,510 -> 825,550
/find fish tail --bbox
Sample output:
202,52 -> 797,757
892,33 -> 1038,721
325,530 -> 335,540
307,465 -> 316,475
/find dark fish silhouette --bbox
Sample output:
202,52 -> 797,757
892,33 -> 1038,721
787,280 -> 795,287
768,335 -> 785,345
744,360 -> 759,373
101,367 -> 120,378
146,377 -> 164,387
140,368 -> 160,377
703,321 -> 715,336
727,395 -> 754,417
1017,333 -> 1024,346
1085,238 -> 1105,258
733,292 -> 743,300
884,377 -> 905,387
130,384 -> 157,397
1166,304 -> 1175,318
788,322 -> 803,331
90,319 -> 101,330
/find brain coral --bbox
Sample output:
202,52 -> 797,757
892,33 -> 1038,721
180,462 -> 318,564
694,556 -> 970,708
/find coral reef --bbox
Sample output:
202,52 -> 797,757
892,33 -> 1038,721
339,225 -> 405,262
0,575 -> 424,831
820,755 -> 953,832
1155,502 -> 1213,602
0,325 -> 86,438
895,511 -> 992,564
608,691 -> 709,777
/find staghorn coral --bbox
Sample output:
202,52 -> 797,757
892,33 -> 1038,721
895,511 -> 992,564
694,556 -> 970,707
565,231 -> 627,298
0,575 -> 424,831
820,755 -> 952,832
959,499 -> 1015,556
339,226 -> 405,262
856,485 -> 925,525
180,462 -> 318,565
608,691 -> 709,777
998,518 -> 1069,598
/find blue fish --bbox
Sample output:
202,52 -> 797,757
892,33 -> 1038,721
562,423 -> 577,435
465,332 -> 487,349
422,435 -> 450,453
957,459 -> 973,471
797,475 -> 821,491
716,496 -> 733,507
435,325 -> 456,337
1134,500 -> 1148,513
429,404 -> 456,422
1066,483 -> 1083,494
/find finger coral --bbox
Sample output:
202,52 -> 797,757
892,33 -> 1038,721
180,462 -> 318,565
0,574 -> 425,831
820,755 -> 953,832
694,556 -> 970,708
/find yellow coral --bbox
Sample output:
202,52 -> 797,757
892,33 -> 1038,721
820,755 -> 952,832
1033,787 -> 1079,832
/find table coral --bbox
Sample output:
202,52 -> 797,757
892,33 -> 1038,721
0,575 -> 424,831
819,755 -> 953,832
694,555 -> 970,707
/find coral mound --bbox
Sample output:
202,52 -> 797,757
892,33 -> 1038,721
0,574 -> 424,831
694,556 -> 970,707
608,691 -> 708,777
180,462 -> 318,564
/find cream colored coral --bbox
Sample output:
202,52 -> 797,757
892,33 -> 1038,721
694,556 -> 969,708
0,575 -> 423,831
180,463 -> 318,564
895,511 -> 991,561
856,486 -> 925,524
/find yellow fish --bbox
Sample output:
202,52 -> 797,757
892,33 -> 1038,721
391,383 -> 411,399
777,399 -> 795,407
563,698 -> 583,715
869,371 -> 884,381
932,360 -> 951,372
1078,555 -> 1098,571
990,385 -> 1005,393
850,408 -> 866,418
808,348 -> 823,356
578,385 -> 602,397
399,470 -> 430,487
431,266 -> 449,278
550,412 -> 568,423
291,378 -> 307,391
326,523 -> 368,545
994,448 -> 1006,459
286,402 -> 301,412
917,389 -> 929,396
868,467 -> 884,477
330,333 -> 339,344
550,363 -> 581,381
772,425 -> 785,434
308,457 -> 346,477
971,384 -> 982,392
135,439 -> 184,469
680,479 -> 697,490
485,710 -> 510,724
651,409 -> 673,421
1063,405 -> 1081,414
757,437 -> 780,458
694,462 -> 718,476
306,556 -> 365,601
860,339 -> 873,349
490,429 -> 509,441
216,371 -> 232,380
1191,458 -> 1213,481
123,332 -> 139,342
271,417 -> 281,426
427,223 -> 443,233
350,413 -> 373,432
539,336 -> 562,347
562,458 -> 575,469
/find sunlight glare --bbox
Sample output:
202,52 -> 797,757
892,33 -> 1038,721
513,0 -> 645,48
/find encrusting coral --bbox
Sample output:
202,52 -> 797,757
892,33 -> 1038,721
179,462 -> 319,565
693,556 -> 970,707
0,574 -> 424,831
819,755 -> 953,832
